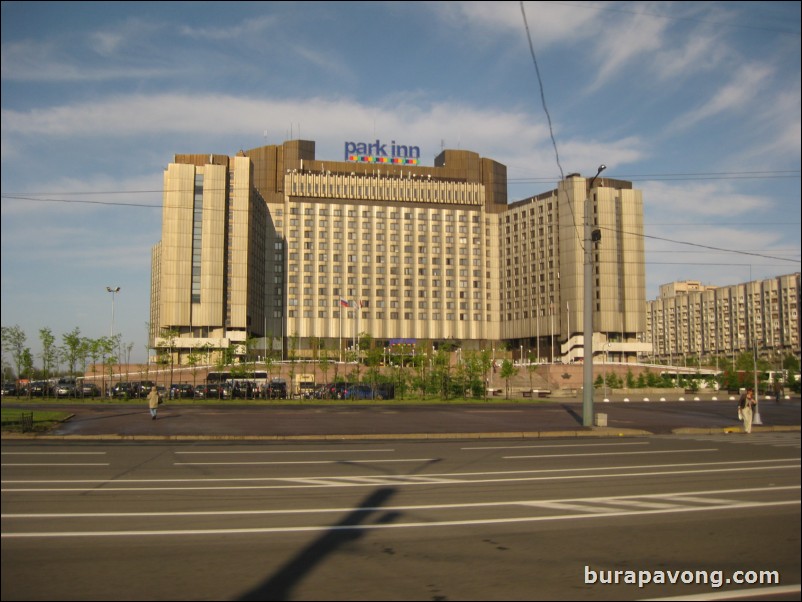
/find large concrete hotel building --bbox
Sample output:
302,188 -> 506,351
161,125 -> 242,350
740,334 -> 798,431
150,140 -> 648,364
647,274 -> 801,363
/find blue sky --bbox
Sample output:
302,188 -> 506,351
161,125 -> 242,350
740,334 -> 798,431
2,1 -> 800,366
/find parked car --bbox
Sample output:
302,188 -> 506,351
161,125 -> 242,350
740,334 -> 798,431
1,382 -> 17,396
29,381 -> 49,397
315,382 -> 351,399
111,382 -> 134,398
231,381 -> 258,399
55,383 -> 77,398
197,383 -> 231,400
342,383 -> 395,400
129,381 -> 156,398
170,383 -> 195,399
343,384 -> 375,400
262,379 -> 287,399
80,382 -> 101,398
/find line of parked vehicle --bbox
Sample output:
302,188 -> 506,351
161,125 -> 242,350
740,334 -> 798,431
2,378 -> 396,401
1,378 -> 101,398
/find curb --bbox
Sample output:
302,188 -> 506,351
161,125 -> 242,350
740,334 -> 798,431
672,425 -> 801,435
3,427 -> 798,443
2,428 -> 655,442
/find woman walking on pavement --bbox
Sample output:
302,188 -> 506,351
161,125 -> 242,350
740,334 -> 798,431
147,386 -> 161,420
739,388 -> 756,434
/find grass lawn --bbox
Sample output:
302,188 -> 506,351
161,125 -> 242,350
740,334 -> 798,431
1,408 -> 73,433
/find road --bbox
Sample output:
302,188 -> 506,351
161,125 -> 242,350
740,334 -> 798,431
2,433 -> 800,600
5,397 -> 801,438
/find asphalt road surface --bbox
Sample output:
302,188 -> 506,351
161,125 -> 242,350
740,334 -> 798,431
5,397 -> 801,439
2,433 -> 800,600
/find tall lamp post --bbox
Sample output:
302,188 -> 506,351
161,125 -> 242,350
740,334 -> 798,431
106,286 -> 121,338
582,165 -> 606,427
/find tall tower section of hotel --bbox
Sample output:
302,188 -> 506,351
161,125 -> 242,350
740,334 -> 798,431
502,174 -> 648,362
150,153 -> 267,356
246,140 -> 507,352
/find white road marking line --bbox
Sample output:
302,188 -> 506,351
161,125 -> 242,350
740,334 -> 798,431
3,500 -> 798,538
2,462 -> 797,493
174,448 -> 395,454
640,584 -> 801,601
1,452 -> 107,455
173,457 -> 436,466
463,442 -> 650,450
1,463 -> 110,467
505,448 -> 717,459
2,458 -> 795,484
4,485 -> 797,519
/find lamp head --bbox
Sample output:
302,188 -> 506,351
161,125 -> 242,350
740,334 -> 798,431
596,164 -> 606,175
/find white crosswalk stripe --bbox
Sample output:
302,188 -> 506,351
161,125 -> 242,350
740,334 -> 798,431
661,432 -> 800,449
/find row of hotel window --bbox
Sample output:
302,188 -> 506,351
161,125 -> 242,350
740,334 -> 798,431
286,244 -> 482,258
285,219 -> 482,233
287,310 -> 488,321
289,183 -> 482,203
287,208 -> 482,222
288,290 -> 485,300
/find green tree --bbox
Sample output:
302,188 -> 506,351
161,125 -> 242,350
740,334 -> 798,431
527,355 -> 539,393
186,348 -> 202,391
101,335 -> 121,397
462,351 -> 484,398
625,369 -> 635,388
431,348 -> 451,399
62,328 -> 82,380
319,342 -> 331,394
500,359 -> 518,400
39,327 -> 57,385
212,344 -> 234,399
157,328 -> 179,392
1,325 -> 27,395
86,338 -> 103,393
287,333 -> 299,397
21,348 -> 34,398
363,336 -> 384,397
479,349 -> 493,400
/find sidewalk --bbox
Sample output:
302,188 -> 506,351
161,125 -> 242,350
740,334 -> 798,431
4,398 -> 800,441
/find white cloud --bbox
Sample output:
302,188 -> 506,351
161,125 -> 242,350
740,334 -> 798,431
1,173 -> 162,217
588,11 -> 668,91
178,15 -> 277,40
643,180 -> 772,217
670,63 -> 774,130
653,33 -> 726,81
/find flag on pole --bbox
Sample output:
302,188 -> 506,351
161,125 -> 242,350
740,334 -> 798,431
340,299 -> 350,308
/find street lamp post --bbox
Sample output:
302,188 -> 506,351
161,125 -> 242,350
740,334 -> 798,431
106,286 -> 120,338
583,165 -> 606,427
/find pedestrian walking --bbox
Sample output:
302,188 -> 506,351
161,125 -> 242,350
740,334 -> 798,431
774,380 -> 783,404
147,386 -> 161,420
739,388 -> 756,433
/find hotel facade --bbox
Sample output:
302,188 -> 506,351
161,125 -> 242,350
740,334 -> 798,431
150,140 -> 649,364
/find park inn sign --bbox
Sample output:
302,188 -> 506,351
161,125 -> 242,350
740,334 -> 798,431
344,139 -> 421,165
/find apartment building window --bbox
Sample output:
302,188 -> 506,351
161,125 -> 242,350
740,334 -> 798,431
191,173 -> 203,303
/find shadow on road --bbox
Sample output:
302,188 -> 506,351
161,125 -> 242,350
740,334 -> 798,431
561,403 -> 583,426
237,486 -> 400,601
